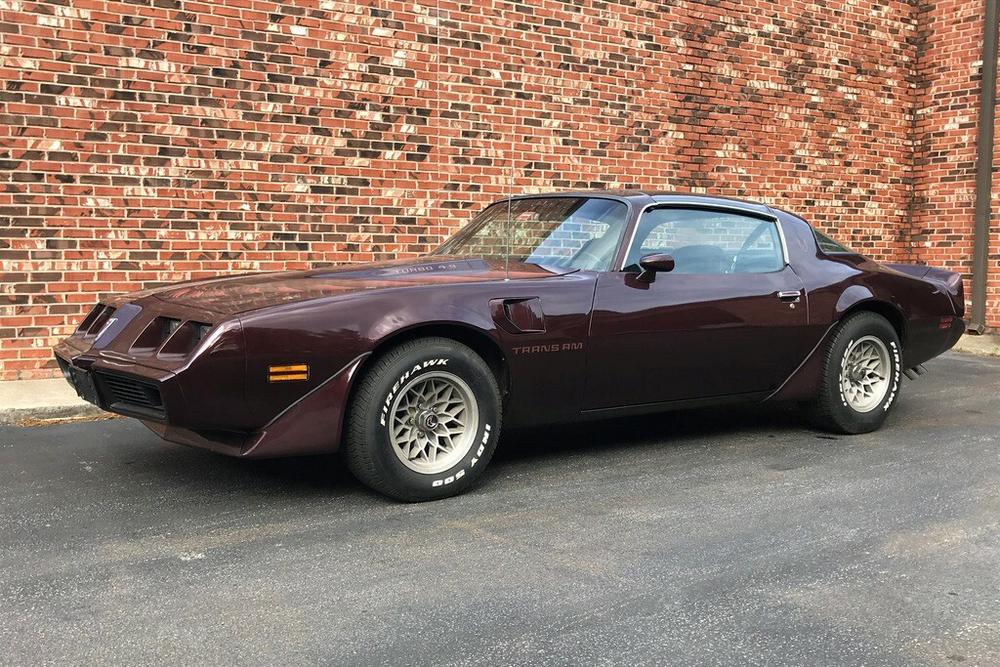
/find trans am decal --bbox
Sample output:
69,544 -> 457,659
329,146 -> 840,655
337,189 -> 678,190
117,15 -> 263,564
511,342 -> 584,355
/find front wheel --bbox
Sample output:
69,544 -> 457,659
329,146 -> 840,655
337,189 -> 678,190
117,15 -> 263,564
807,311 -> 902,434
344,337 -> 501,501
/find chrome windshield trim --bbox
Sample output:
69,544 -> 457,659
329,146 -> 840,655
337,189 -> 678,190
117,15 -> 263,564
618,200 -> 790,271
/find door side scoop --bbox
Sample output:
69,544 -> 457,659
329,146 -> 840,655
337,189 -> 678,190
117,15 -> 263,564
490,297 -> 546,334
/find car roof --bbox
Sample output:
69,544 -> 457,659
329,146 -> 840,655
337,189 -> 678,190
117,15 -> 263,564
504,190 -> 773,216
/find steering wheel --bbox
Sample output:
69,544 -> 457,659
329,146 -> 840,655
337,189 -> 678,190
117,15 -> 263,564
730,220 -> 773,273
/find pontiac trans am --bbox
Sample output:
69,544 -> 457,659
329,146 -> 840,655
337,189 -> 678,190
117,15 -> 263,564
55,192 -> 965,500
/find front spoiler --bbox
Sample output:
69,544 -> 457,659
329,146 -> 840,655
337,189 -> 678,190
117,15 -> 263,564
56,349 -> 369,459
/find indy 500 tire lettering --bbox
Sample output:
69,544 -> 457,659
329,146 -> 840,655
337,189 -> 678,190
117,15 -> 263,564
345,338 -> 501,501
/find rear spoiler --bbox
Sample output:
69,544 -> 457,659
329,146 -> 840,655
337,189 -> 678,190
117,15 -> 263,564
884,263 -> 965,317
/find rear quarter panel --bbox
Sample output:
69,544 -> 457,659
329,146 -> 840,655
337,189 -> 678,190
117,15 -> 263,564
777,211 -> 960,370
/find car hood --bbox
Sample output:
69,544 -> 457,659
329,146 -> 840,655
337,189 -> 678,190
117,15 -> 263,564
115,257 -> 573,315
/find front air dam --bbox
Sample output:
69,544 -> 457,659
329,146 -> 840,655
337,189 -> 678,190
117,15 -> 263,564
142,353 -> 370,459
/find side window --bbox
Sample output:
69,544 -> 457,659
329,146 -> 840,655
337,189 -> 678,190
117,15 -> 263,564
625,208 -> 784,275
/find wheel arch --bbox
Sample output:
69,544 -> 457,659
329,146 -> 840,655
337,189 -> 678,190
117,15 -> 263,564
336,322 -> 510,469
838,299 -> 907,347
350,321 -> 510,410
835,287 -> 907,346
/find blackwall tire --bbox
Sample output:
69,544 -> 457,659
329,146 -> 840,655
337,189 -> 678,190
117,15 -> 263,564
344,337 -> 501,501
807,311 -> 902,434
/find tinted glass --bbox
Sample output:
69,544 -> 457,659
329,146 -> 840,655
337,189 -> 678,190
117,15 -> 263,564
814,230 -> 853,254
435,197 -> 629,271
624,208 -> 784,274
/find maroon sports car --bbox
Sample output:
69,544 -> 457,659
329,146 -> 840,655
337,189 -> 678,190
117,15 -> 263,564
55,192 -> 965,500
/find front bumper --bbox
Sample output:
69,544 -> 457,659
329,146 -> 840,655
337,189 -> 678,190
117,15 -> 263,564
57,354 -> 169,422
56,348 -> 250,456
54,347 -> 368,460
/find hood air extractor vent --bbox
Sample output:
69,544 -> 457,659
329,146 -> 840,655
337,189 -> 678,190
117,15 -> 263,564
129,317 -> 212,358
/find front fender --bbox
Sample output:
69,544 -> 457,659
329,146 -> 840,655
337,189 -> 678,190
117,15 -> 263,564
365,296 -> 497,344
236,286 -> 503,432
241,353 -> 370,458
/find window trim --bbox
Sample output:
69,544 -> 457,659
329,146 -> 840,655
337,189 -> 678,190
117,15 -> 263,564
619,202 -> 790,272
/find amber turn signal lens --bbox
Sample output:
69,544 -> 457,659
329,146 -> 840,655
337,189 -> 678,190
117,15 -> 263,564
268,364 -> 309,382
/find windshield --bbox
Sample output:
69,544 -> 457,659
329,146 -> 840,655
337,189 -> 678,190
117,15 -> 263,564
434,197 -> 629,271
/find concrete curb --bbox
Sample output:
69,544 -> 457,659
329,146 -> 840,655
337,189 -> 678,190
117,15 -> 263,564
952,333 -> 1000,357
0,378 -> 107,425
0,404 -> 108,425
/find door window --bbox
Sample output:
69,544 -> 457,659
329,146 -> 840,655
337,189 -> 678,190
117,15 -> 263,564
624,208 -> 785,275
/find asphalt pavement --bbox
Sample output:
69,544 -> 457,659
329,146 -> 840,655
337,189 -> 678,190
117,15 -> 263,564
1,352 -> 998,666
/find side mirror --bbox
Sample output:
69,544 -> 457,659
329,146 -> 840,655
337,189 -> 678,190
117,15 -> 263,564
637,253 -> 675,283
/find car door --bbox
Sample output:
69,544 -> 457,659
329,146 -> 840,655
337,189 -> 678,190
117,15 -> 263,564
584,205 -> 812,410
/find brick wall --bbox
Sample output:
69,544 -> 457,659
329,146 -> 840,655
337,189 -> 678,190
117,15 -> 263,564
0,0 -> 993,380
911,0 -> 999,327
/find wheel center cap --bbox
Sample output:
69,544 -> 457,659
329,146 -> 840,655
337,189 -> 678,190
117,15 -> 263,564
849,365 -> 866,383
418,410 -> 438,430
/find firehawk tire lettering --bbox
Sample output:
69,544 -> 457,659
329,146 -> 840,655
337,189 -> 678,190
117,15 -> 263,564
469,424 -> 490,468
808,311 -> 902,435
883,341 -> 901,412
345,338 -> 501,502
379,358 -> 450,426
431,468 -> 465,488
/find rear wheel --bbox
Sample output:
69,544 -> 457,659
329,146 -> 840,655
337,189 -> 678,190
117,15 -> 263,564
344,337 -> 501,501
807,311 -> 902,434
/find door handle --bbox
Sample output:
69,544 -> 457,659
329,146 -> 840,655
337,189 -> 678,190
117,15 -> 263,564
777,290 -> 802,302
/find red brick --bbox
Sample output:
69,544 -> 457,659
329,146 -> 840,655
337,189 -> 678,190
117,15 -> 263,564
0,0 -> 994,379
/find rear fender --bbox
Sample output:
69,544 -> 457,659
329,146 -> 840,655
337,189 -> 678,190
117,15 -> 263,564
885,262 -> 965,317
834,287 -> 907,344
770,288 -> 903,402
834,285 -> 878,318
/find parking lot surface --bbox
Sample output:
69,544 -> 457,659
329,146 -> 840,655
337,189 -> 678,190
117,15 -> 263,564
1,352 -> 999,665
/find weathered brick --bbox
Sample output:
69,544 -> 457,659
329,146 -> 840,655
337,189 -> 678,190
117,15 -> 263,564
910,0 -> 999,325
0,0 -> 994,380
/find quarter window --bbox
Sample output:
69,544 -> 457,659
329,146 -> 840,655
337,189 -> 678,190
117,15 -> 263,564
814,230 -> 853,254
624,208 -> 785,275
